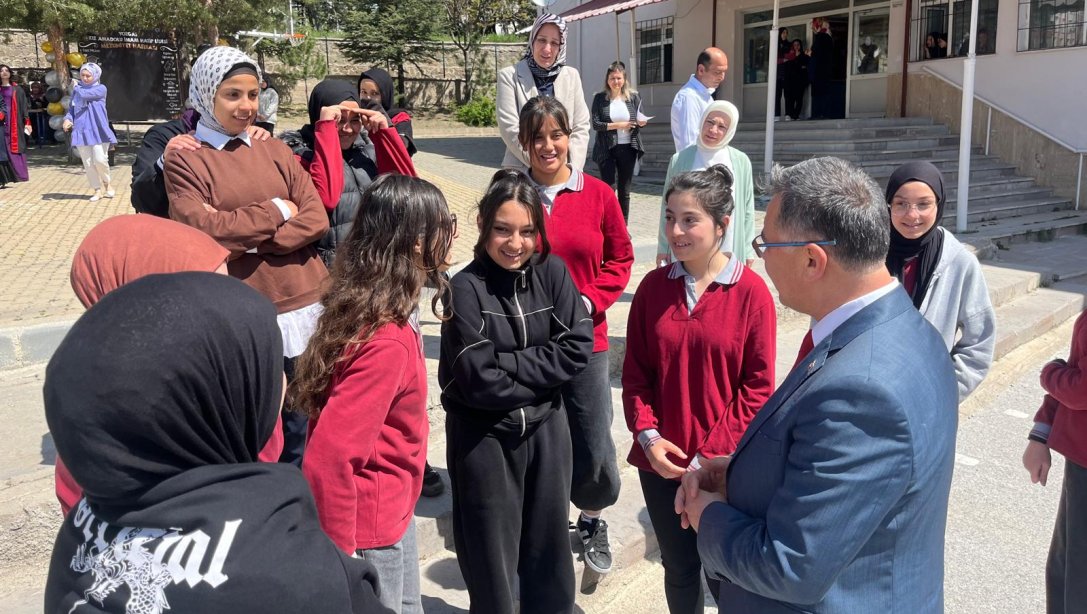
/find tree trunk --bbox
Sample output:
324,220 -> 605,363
462,49 -> 472,103
47,24 -> 70,94
396,62 -> 406,109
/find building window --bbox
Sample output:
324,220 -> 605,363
636,17 -> 674,84
743,25 -> 771,84
854,9 -> 890,74
910,0 -> 998,60
1018,0 -> 1087,50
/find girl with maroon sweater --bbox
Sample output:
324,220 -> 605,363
622,165 -> 776,614
291,175 -> 457,613
1024,309 -> 1087,612
517,96 -> 634,574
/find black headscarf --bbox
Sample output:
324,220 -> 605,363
358,67 -> 396,116
45,272 -> 283,512
300,78 -> 386,149
44,273 -> 391,614
306,78 -> 359,126
358,67 -> 416,154
885,161 -> 946,308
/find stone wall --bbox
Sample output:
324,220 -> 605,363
888,71 -> 1086,207
263,39 -> 524,109
1,30 -> 54,74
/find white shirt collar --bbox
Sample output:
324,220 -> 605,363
194,123 -> 252,150
810,280 -> 900,347
684,74 -> 715,97
667,256 -> 743,286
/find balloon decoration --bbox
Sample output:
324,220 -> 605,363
44,70 -> 60,87
47,102 -> 65,116
45,87 -> 63,103
49,115 -> 65,131
41,41 -> 54,53
45,53 -> 56,63
65,53 -> 85,68
54,130 -> 67,143
60,95 -> 72,110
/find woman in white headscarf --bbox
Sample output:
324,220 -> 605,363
163,45 -> 330,467
655,100 -> 755,267
496,13 -> 590,170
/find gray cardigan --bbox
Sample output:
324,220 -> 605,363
918,228 -> 996,401
496,60 -> 590,170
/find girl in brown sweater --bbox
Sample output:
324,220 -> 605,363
165,46 -> 329,465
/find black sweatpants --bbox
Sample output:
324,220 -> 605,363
446,408 -> 575,614
640,470 -> 721,614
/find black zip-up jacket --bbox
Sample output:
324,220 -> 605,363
439,253 -> 593,435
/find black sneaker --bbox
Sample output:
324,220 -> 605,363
420,463 -> 444,497
577,518 -> 613,574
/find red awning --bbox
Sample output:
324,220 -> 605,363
557,0 -> 668,22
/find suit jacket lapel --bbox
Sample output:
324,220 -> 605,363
730,287 -> 915,458
515,61 -> 538,100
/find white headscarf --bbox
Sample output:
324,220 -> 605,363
693,100 -> 740,173
188,46 -> 262,136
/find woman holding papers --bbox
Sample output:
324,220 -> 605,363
590,61 -> 646,223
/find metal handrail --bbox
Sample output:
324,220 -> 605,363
918,65 -> 1087,154
918,64 -> 1085,210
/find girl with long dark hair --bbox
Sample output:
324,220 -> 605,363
293,175 -> 456,613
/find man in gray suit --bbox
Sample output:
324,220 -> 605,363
677,156 -> 958,613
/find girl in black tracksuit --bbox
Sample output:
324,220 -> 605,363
439,169 -> 593,614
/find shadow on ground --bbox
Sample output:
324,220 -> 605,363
415,136 -> 505,169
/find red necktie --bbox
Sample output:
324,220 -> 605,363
793,329 -> 815,370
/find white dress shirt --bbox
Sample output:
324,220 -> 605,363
670,75 -> 714,152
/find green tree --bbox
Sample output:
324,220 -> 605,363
254,27 -> 328,103
1,1 -> 284,90
443,0 -> 528,100
339,0 -> 442,108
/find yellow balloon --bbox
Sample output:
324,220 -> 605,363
47,102 -> 65,116
66,53 -> 85,68
41,41 -> 54,53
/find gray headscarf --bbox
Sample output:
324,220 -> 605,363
188,46 -> 262,136
524,13 -> 568,79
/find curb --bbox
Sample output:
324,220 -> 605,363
0,320 -> 75,371
0,321 -> 75,369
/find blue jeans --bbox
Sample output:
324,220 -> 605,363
562,350 -> 621,511
357,519 -> 422,614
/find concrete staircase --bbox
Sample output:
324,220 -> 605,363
634,117 -> 1087,251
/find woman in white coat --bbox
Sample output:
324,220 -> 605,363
496,13 -> 590,170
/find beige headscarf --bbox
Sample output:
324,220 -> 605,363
694,100 -> 740,172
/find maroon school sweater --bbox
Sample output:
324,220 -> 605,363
543,171 -> 634,352
622,262 -> 777,474
1036,309 -> 1087,468
303,321 -> 427,552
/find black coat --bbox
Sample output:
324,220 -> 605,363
130,119 -> 189,217
281,129 -> 379,269
590,91 -> 645,167
439,254 -> 593,435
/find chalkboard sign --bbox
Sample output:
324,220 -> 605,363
78,30 -> 182,121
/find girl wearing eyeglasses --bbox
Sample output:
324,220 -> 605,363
885,161 -> 995,400
624,164 -> 776,613
655,101 -> 755,269
293,175 -> 457,614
